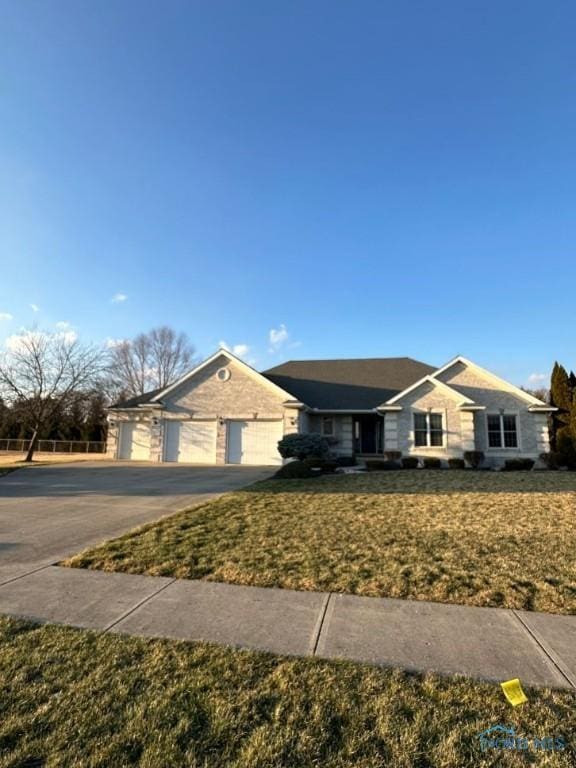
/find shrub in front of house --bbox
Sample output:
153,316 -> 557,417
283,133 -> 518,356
539,451 -> 562,470
464,450 -> 485,469
335,455 -> 357,467
448,458 -> 466,469
423,457 -> 442,469
384,450 -> 402,462
302,457 -> 338,474
401,456 -> 419,469
556,429 -> 576,469
365,459 -> 401,471
274,460 -> 315,479
503,458 -> 535,471
277,433 -> 330,461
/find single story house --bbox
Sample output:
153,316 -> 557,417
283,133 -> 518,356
106,349 -> 554,466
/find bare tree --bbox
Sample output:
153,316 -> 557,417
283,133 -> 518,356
107,326 -> 195,398
521,386 -> 550,403
0,331 -> 105,461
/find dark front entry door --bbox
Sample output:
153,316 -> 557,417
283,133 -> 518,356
353,415 -> 383,454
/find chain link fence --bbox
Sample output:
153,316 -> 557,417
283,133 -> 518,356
0,439 -> 106,454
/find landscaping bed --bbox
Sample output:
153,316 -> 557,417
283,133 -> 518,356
65,471 -> 576,614
0,616 -> 573,767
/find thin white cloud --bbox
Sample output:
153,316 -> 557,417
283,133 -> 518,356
105,337 -> 125,349
219,340 -> 250,358
269,324 -> 289,350
232,343 -> 250,357
111,292 -> 128,304
0,312 -> 13,321
527,373 -> 547,385
55,321 -> 70,330
58,329 -> 78,345
30,303 -> 40,312
5,328 -> 78,352
268,323 -> 301,355
5,330 -> 41,352
6,334 -> 25,352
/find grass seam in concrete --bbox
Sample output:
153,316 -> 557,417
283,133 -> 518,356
103,577 -> 178,633
310,593 -> 333,657
512,610 -> 576,691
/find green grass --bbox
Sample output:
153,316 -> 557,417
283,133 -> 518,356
65,471 -> 576,615
0,616 -> 573,767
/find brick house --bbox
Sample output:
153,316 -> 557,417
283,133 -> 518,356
106,349 -> 554,466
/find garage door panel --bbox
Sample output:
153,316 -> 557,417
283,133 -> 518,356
163,420 -> 217,463
227,421 -> 283,465
118,422 -> 151,461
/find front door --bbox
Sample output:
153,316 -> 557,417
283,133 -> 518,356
353,415 -> 384,454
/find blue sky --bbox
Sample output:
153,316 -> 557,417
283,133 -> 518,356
1,1 -> 575,386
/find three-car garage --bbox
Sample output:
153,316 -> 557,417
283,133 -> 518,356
117,418 -> 283,465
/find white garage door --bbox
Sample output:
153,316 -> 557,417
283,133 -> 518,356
118,421 -> 151,461
227,420 -> 283,465
163,420 -> 217,463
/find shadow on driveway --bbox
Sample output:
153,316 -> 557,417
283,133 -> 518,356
0,462 -> 273,568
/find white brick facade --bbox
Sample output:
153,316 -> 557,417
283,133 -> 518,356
107,352 -> 552,467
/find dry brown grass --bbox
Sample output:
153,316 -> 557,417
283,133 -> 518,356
1,616 -> 574,767
0,453 -> 107,474
65,470 -> 576,614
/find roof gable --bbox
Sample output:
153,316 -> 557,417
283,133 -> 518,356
149,349 -> 296,404
431,356 -> 548,406
382,375 -> 476,407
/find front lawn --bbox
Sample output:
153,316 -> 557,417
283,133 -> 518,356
65,471 -> 576,614
0,617 -> 573,767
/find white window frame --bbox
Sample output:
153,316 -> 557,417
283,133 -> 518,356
412,410 -> 445,448
486,412 -> 520,450
321,416 -> 335,437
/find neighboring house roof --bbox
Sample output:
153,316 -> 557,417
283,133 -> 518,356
263,358 -> 436,410
109,387 -> 164,409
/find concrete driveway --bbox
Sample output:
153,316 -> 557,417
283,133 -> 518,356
0,462 -> 272,580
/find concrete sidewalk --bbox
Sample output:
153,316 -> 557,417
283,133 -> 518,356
1,565 -> 574,690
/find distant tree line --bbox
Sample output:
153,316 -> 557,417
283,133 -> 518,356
549,362 -> 576,466
0,392 -> 107,443
0,325 -> 195,461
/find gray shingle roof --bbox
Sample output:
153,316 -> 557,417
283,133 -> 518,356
109,388 -> 163,409
109,357 -> 436,412
263,357 -> 436,410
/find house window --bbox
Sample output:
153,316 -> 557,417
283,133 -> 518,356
414,412 -> 444,447
321,416 -> 335,437
487,414 -> 518,448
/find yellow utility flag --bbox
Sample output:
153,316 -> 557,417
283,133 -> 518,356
500,678 -> 528,706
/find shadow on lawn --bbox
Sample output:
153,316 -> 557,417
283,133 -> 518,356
242,470 -> 576,496
0,464 -> 574,498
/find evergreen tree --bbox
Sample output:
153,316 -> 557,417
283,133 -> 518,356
550,362 -> 573,450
